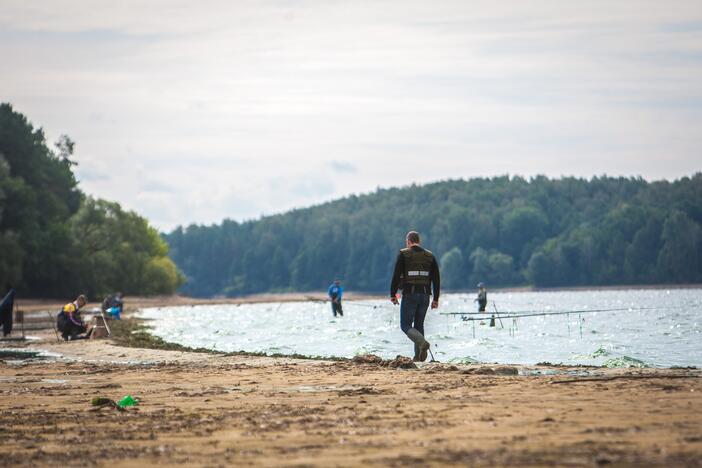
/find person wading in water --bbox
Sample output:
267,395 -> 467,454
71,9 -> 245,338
474,282 -> 495,327
475,282 -> 487,312
327,279 -> 344,317
390,231 -> 441,361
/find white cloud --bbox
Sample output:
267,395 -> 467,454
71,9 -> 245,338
329,161 -> 358,174
1,0 -> 701,230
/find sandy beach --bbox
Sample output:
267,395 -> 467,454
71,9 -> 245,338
1,300 -> 701,467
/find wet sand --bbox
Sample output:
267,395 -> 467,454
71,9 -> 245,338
2,327 -> 701,467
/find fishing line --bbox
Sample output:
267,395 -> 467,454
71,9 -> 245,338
347,302 -> 383,309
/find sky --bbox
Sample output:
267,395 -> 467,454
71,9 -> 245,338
2,1 -> 701,230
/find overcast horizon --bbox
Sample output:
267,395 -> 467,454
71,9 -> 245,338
3,1 -> 701,230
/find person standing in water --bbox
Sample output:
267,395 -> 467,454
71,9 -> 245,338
475,282 -> 495,327
475,282 -> 487,311
328,279 -> 344,317
390,231 -> 440,362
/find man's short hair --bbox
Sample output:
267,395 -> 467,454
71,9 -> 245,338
406,231 -> 420,244
77,294 -> 87,303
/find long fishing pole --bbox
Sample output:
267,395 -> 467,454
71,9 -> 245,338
347,302 -> 382,309
439,305 -> 690,318
444,307 -> 630,320
444,306 -> 684,321
305,297 -> 381,309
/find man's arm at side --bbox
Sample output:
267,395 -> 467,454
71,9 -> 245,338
431,257 -> 441,308
390,252 -> 404,298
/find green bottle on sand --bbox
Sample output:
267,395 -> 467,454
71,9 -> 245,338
117,395 -> 139,407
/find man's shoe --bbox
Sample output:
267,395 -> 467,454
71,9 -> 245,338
418,340 -> 430,362
406,328 -> 430,362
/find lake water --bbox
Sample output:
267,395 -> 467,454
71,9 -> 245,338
139,289 -> 702,368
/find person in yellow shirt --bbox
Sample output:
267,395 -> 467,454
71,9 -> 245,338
56,294 -> 91,341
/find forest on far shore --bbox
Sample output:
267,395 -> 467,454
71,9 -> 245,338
166,172 -> 702,297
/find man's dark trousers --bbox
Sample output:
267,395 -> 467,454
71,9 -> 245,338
400,292 -> 430,336
332,301 -> 343,317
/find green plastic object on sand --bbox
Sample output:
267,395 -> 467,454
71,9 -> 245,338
117,395 -> 139,407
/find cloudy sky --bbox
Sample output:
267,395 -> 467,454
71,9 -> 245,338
2,1 -> 701,230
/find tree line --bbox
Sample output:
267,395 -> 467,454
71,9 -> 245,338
167,173 -> 702,297
0,103 -> 183,299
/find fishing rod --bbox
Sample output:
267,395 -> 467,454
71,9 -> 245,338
348,302 -> 383,309
441,306 -> 689,321
304,296 -> 381,308
439,305 -> 691,318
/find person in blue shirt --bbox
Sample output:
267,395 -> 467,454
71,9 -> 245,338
327,280 -> 344,317
102,292 -> 124,320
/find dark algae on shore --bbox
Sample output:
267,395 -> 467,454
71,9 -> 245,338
109,318 -> 345,361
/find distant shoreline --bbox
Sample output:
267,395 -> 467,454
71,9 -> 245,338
14,283 -> 702,313
443,283 -> 702,294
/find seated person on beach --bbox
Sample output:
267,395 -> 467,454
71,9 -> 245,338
101,292 -> 123,320
57,294 -> 92,341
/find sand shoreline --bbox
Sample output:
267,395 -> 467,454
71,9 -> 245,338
2,298 -> 701,466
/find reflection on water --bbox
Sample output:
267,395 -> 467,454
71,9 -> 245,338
139,289 -> 702,367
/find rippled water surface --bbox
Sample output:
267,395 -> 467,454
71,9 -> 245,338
139,289 -> 702,367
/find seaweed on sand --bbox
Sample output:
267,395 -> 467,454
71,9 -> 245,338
109,318 -> 345,361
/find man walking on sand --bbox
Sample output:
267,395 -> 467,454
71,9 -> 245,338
390,231 -> 440,362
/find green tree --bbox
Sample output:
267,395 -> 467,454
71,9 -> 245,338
0,103 -> 81,295
0,103 -> 184,298
499,205 -> 549,264
657,211 -> 701,282
624,216 -> 664,282
68,197 -> 185,298
440,247 -> 465,290
469,247 -> 516,286
0,155 -> 24,287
